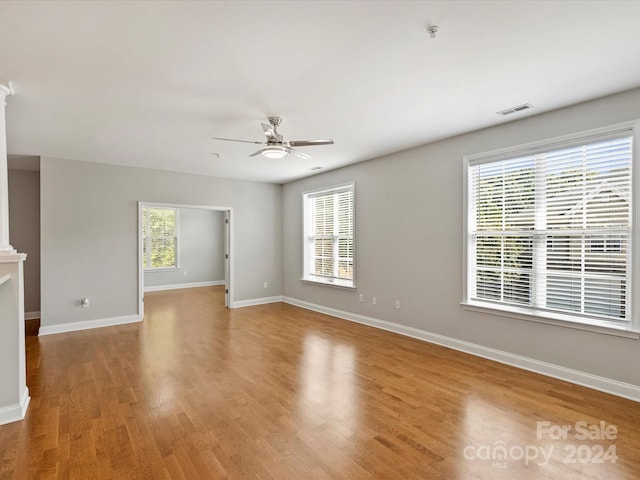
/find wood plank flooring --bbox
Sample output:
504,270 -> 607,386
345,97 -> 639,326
1,286 -> 639,479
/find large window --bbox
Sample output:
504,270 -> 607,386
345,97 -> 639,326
142,207 -> 179,270
464,123 -> 638,333
303,183 -> 355,288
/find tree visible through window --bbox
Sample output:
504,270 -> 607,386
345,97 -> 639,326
143,207 -> 178,269
466,129 -> 635,329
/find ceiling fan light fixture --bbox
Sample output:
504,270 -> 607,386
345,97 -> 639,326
262,146 -> 288,159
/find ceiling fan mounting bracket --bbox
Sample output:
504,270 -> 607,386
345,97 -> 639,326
267,116 -> 282,127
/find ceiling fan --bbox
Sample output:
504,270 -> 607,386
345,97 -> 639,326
212,116 -> 333,159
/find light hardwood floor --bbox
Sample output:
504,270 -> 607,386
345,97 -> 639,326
1,286 -> 639,479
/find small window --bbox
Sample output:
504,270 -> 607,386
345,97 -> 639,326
142,207 -> 179,270
302,183 -> 355,288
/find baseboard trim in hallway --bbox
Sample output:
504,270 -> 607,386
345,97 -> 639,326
144,280 -> 225,292
38,314 -> 141,336
232,295 -> 283,308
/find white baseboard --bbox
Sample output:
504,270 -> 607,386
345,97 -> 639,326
0,388 -> 30,426
144,280 -> 224,292
39,314 -> 141,336
25,311 -> 40,320
282,297 -> 640,403
232,295 -> 283,308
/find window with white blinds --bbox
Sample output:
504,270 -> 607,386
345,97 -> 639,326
465,124 -> 638,332
303,183 -> 355,288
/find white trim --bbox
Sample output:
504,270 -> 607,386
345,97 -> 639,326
464,120 -> 638,164
144,267 -> 180,273
462,301 -> 640,339
138,203 -> 144,319
301,278 -> 356,290
282,296 -> 640,403
0,80 -> 14,97
39,314 -> 141,336
0,252 -> 26,263
231,296 -> 283,309
303,182 -> 355,198
0,387 -> 30,426
632,120 -> 640,332
24,310 -> 40,320
144,280 -> 224,292
228,210 -> 233,308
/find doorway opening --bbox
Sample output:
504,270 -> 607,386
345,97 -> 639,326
137,202 -> 232,319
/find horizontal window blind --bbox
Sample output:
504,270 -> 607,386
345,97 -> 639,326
304,184 -> 354,286
468,134 -> 633,326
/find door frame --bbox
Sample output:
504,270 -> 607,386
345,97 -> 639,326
137,201 -> 233,319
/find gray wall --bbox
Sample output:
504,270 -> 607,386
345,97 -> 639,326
144,207 -> 225,289
282,87 -> 640,388
8,169 -> 40,314
41,158 -> 281,327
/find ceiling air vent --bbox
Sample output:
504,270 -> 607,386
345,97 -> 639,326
497,103 -> 534,116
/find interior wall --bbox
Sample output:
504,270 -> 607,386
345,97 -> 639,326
144,207 -> 225,289
40,158 -> 282,327
282,87 -> 640,388
8,169 -> 40,315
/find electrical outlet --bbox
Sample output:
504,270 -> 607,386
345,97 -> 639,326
373,296 -> 377,305
264,282 -> 268,288
359,294 -> 364,303
81,297 -> 90,308
395,300 -> 400,309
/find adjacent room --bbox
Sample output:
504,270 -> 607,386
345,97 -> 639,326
1,1 -> 639,479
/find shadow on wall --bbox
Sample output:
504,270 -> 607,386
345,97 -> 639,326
8,155 -> 40,319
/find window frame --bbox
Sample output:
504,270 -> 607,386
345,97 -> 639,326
462,121 -> 640,338
142,206 -> 180,272
302,182 -> 356,289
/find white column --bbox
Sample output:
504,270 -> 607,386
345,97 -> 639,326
0,80 -> 15,254
0,79 -> 29,425
0,80 -> 29,425
0,255 -> 29,425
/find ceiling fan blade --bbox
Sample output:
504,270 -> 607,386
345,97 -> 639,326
290,148 -> 312,160
211,136 -> 265,145
287,139 -> 334,147
248,149 -> 264,157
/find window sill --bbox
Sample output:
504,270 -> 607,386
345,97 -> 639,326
461,301 -> 640,339
301,276 -> 356,290
144,267 -> 179,273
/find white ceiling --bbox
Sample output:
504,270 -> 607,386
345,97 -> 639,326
2,1 -> 640,184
